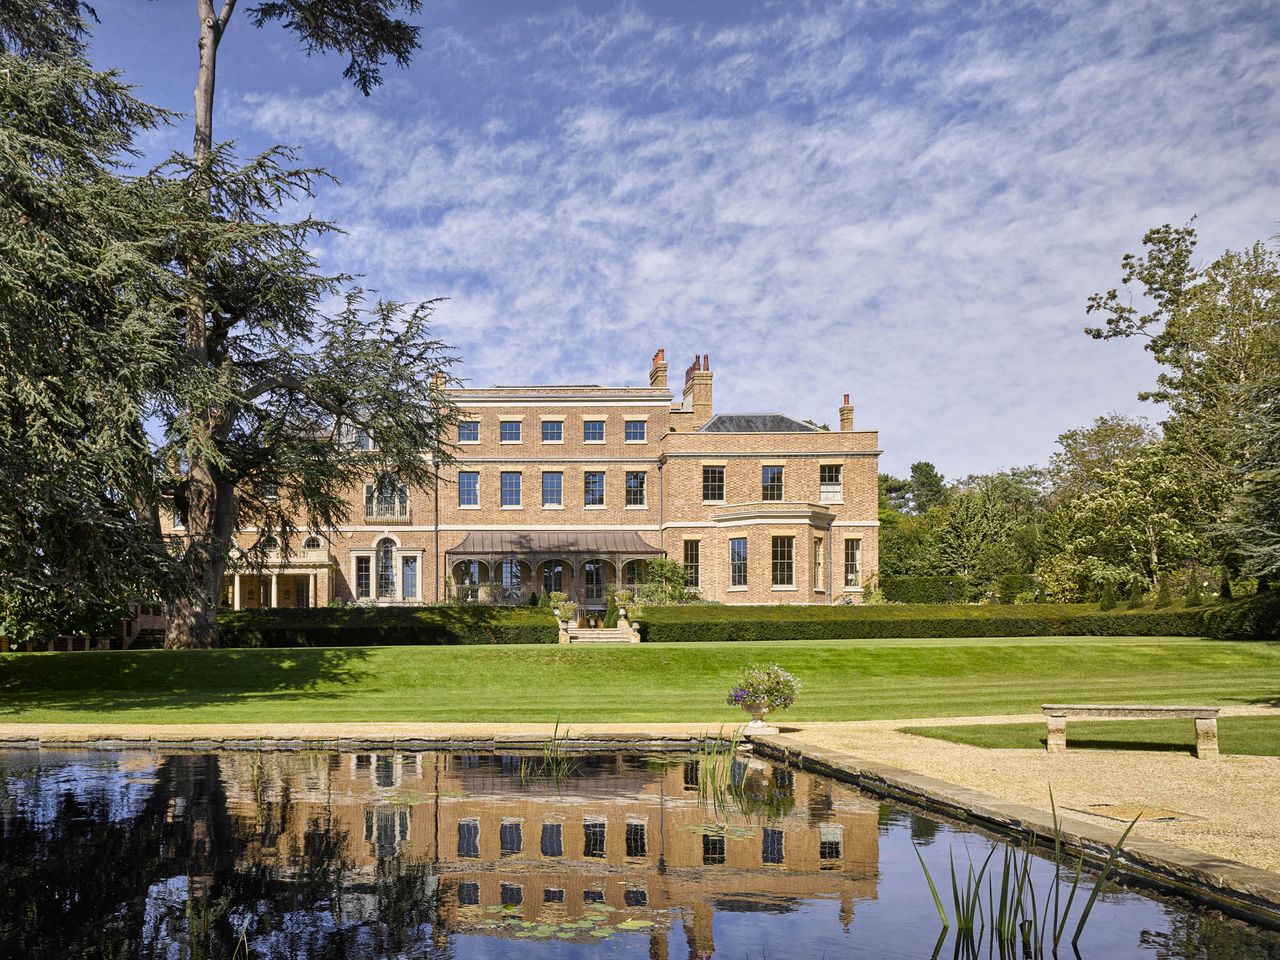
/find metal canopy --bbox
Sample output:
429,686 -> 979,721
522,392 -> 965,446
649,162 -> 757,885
445,530 -> 663,556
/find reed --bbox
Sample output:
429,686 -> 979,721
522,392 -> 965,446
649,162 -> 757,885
913,789 -> 1140,958
693,727 -> 743,815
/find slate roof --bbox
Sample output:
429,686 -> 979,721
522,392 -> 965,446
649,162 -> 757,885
698,413 -> 822,433
446,530 -> 663,555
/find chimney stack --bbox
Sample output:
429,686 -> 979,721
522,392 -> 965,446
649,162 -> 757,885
681,352 -> 714,426
649,348 -> 668,389
839,393 -> 854,431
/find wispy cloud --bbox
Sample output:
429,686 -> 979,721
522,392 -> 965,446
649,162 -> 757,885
226,0 -> 1280,477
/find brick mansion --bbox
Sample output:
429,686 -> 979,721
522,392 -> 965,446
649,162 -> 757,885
208,350 -> 880,611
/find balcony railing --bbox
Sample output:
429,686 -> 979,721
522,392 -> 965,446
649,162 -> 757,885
365,500 -> 411,523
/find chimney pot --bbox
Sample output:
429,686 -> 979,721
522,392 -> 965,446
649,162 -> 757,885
703,353 -> 710,370
843,393 -> 850,406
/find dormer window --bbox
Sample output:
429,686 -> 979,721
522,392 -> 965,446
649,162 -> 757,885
353,428 -> 373,450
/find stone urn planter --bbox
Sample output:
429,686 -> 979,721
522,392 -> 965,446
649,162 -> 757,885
739,701 -> 779,735
726,663 -> 798,737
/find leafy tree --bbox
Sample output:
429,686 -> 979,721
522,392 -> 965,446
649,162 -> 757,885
908,461 -> 948,513
154,0 -> 443,648
1048,414 -> 1157,503
1219,375 -> 1280,584
0,1 -> 185,642
879,511 -> 941,577
1056,444 -> 1202,590
878,473 -> 912,517
633,557 -> 700,606
933,471 -> 1042,580
1086,224 -> 1280,565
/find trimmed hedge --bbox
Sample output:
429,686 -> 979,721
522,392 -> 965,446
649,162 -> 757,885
217,606 -> 558,647
1202,591 -> 1280,642
881,576 -> 970,604
637,603 -> 1208,642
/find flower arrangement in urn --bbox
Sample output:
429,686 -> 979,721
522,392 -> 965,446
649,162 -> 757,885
726,662 -> 799,733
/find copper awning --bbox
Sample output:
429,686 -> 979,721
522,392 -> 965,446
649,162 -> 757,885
446,530 -> 663,555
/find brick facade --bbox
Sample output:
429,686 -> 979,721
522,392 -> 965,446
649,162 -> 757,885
200,351 -> 881,610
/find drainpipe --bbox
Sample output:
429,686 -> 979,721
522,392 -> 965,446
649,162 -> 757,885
433,465 -> 440,603
827,517 -> 835,604
658,457 -> 665,556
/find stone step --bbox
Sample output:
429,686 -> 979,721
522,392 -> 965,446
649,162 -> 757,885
566,628 -> 637,644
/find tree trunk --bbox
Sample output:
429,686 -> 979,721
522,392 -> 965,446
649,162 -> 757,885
165,0 -> 235,650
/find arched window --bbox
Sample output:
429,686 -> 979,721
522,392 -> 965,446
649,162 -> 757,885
453,560 -> 483,603
261,535 -> 279,552
624,560 -> 648,586
376,538 -> 396,598
542,561 -> 564,595
304,535 -> 322,551
583,560 -> 604,603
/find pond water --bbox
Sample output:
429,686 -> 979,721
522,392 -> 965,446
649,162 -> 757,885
0,747 -> 1276,959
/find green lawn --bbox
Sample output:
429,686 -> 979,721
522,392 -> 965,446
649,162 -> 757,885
1,635 -> 1277,725
901,716 -> 1280,757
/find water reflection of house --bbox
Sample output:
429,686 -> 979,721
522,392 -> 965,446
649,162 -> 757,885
215,750 -> 880,957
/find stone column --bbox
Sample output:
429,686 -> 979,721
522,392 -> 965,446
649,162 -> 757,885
1194,718 -> 1219,759
270,573 -> 279,609
232,574 -> 242,610
1045,714 -> 1067,753
310,572 -> 319,608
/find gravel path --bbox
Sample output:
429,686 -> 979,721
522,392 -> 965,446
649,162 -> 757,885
786,706 -> 1280,874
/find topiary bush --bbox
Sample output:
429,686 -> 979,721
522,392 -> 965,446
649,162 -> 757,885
1153,574 -> 1172,609
1126,579 -> 1145,610
1099,582 -> 1117,611
217,606 -> 557,647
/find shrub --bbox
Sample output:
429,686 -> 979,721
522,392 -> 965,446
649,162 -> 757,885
1185,568 -> 1203,606
636,603 -> 1206,642
1153,574 -> 1172,609
1126,579 -> 1145,610
996,574 -> 1038,605
881,576 -> 969,604
1202,590 -> 1280,642
604,591 -> 620,628
1099,582 -> 1117,611
217,606 -> 557,647
726,663 -> 800,711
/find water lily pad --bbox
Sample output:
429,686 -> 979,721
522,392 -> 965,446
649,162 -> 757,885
618,919 -> 655,930
556,931 -> 577,939
589,930 -> 614,938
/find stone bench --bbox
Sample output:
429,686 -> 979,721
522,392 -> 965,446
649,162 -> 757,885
1041,704 -> 1221,759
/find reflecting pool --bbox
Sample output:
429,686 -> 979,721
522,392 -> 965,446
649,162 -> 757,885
0,747 -> 1276,959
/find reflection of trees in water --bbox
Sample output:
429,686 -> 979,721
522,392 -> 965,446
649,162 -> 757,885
1139,911 -> 1280,960
0,754 -> 455,960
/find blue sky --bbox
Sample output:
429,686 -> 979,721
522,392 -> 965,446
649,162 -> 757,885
90,0 -> 1280,477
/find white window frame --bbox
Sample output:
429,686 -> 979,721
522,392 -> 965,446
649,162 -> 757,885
819,463 -> 844,504
500,470 -> 523,508
457,470 -> 480,509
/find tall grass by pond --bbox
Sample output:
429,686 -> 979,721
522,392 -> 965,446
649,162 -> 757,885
916,790 -> 1139,958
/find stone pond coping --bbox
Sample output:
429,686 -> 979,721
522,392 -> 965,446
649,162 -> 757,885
750,732 -> 1280,931
2,722 -> 1277,929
